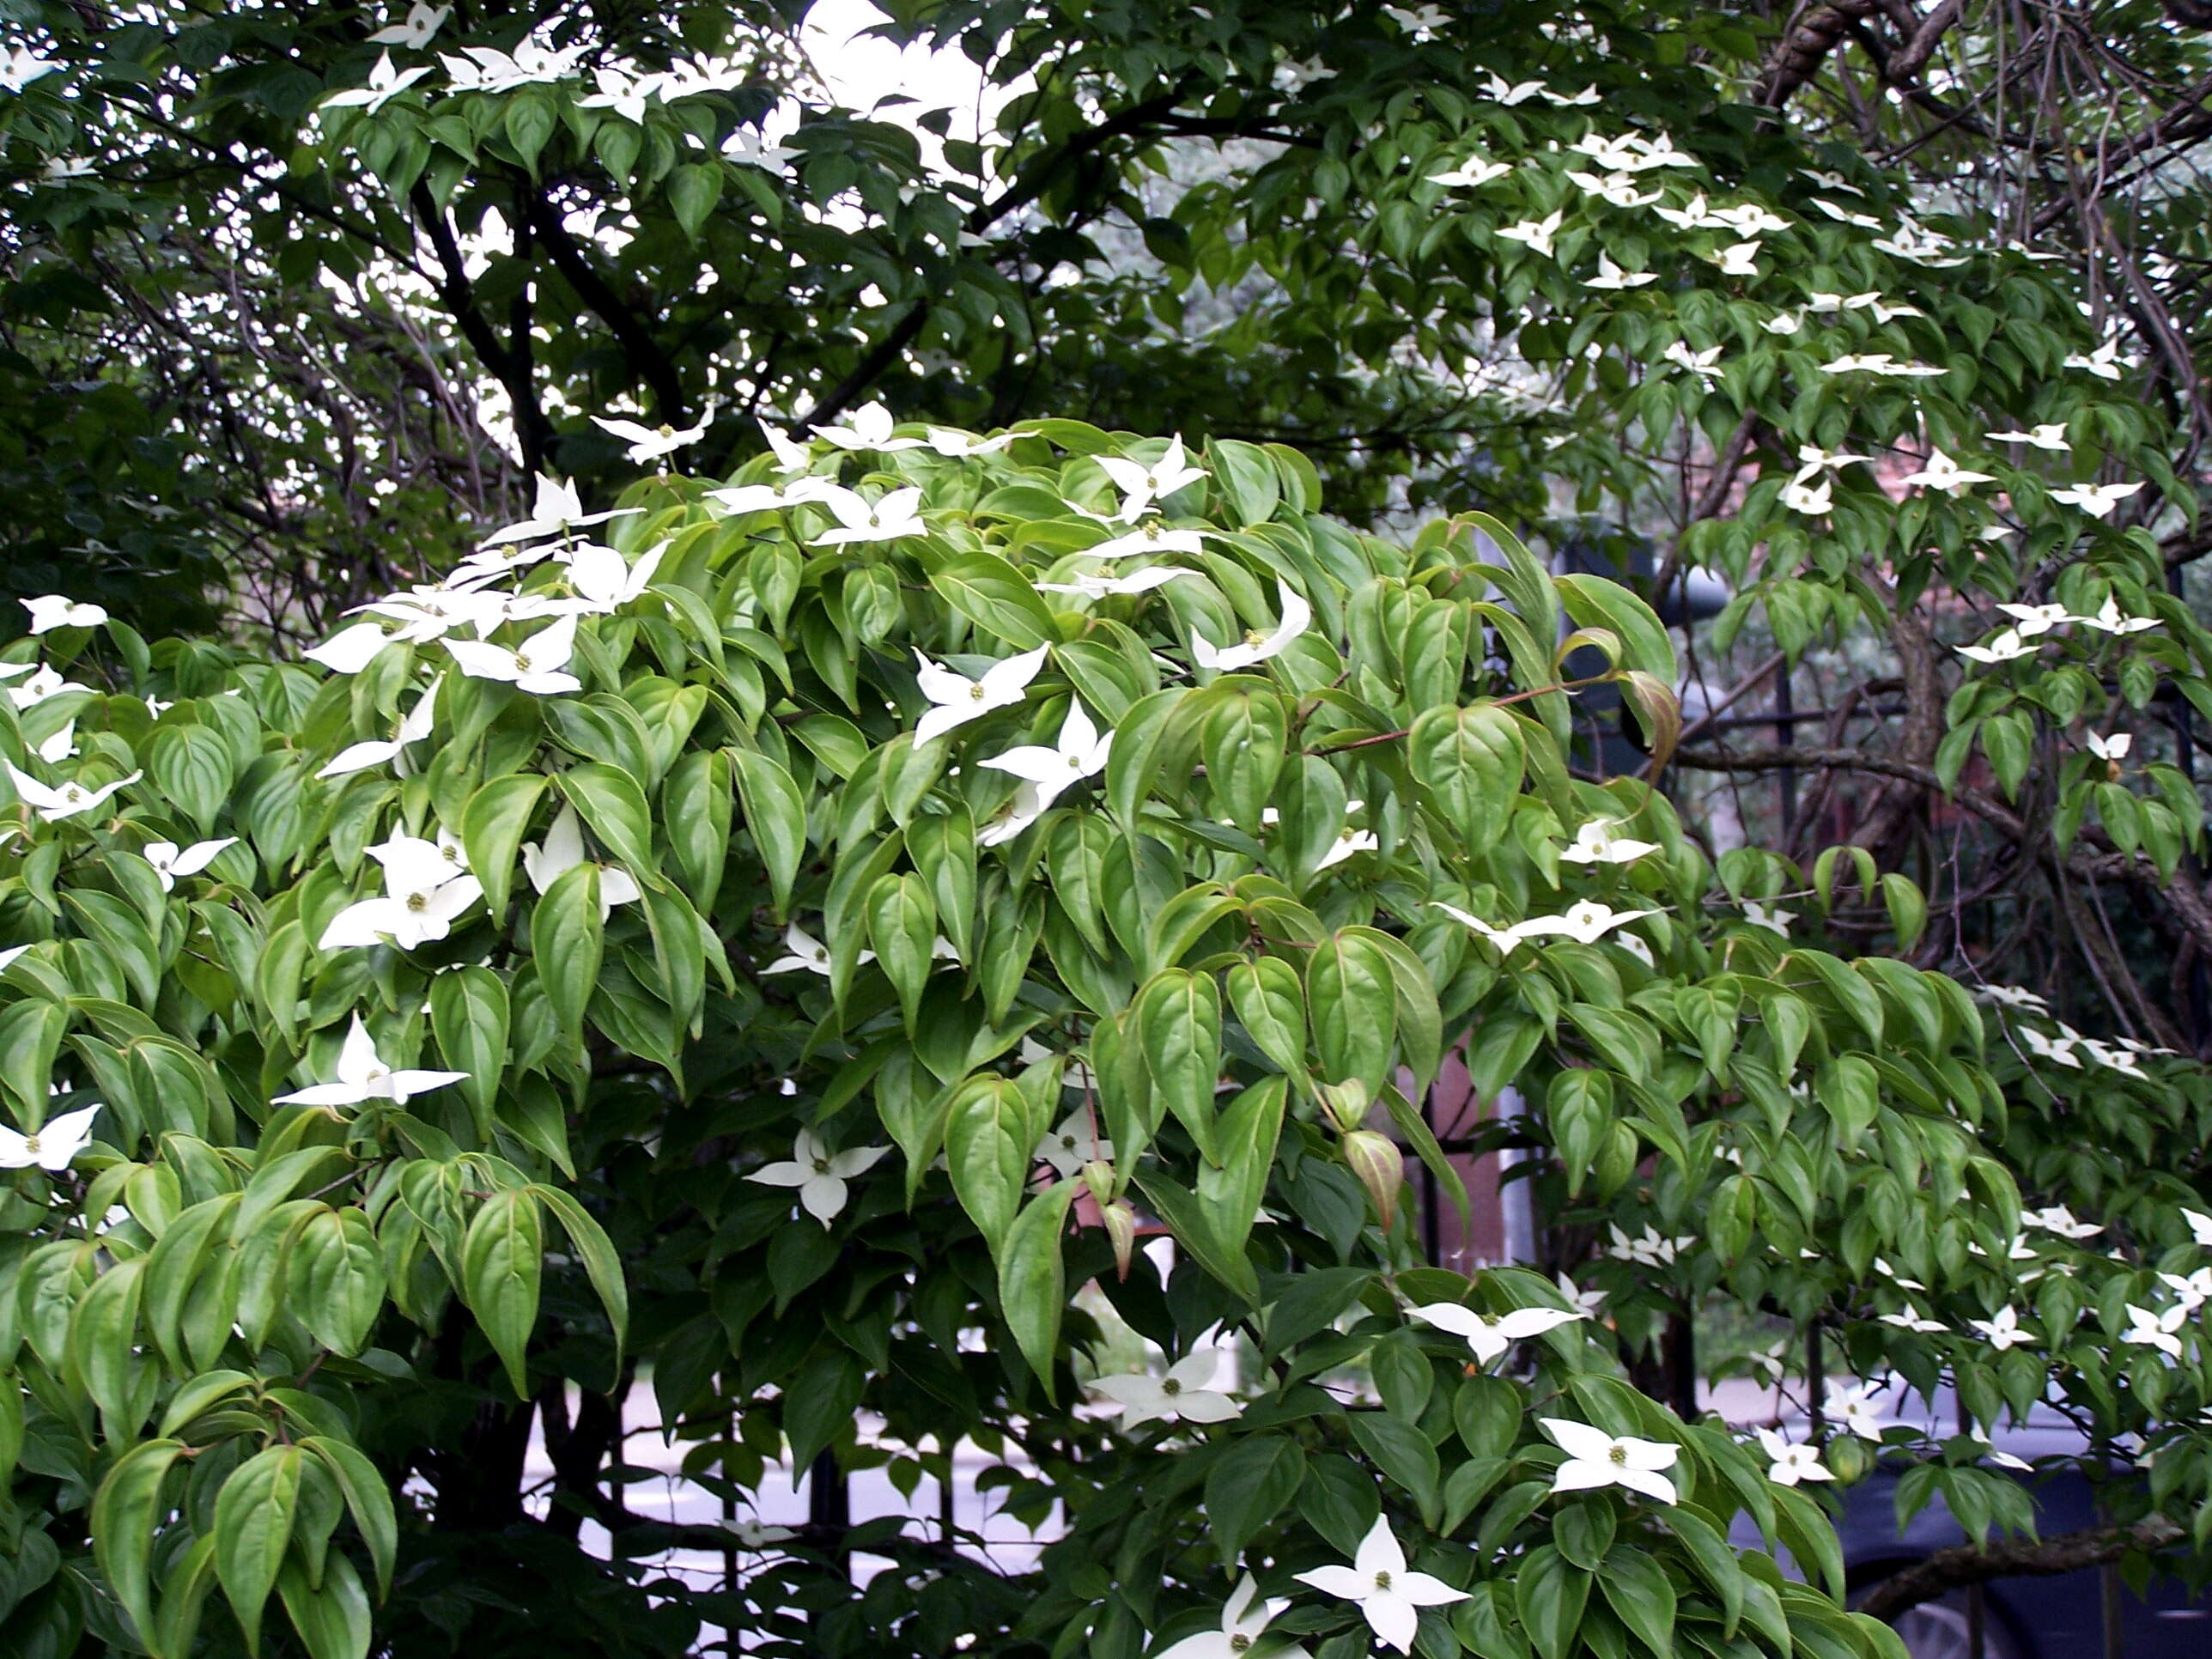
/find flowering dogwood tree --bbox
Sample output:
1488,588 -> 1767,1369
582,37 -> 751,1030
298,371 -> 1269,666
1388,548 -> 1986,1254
5,3 -> 2212,1659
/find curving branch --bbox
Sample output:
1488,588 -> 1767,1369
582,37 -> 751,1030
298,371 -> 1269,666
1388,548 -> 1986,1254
1857,1515 -> 2183,1624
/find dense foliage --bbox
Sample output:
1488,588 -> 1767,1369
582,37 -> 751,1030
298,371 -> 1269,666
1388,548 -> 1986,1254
6,2 -> 2212,1657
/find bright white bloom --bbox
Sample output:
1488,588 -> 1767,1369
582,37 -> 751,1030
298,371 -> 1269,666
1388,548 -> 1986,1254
1541,84 -> 1600,106
721,1519 -> 799,1548
1606,1224 -> 1689,1267
2050,481 -> 2142,520
1757,1429 -> 1832,1486
1315,822 -> 1379,871
812,485 -> 927,546
1039,566 -> 1198,599
2017,1026 -> 2081,1069
1811,198 -> 1883,228
1712,203 -> 1790,235
2160,1268 -> 2212,1313
1293,1516 -> 1469,1654
978,703 -> 1113,814
1407,1300 -> 1583,1364
1995,603 -> 2069,638
1653,191 -> 1717,228
1429,157 -> 1512,188
565,541 -> 665,611
1791,441 -> 1881,479
1662,341 -> 1723,383
2027,1203 -> 2104,1239
1825,1382 -> 1890,1442
1559,820 -> 1659,865
369,3 -> 451,48
1954,629 -> 2037,665
1151,1576 -> 1311,1659
763,922 -> 872,975
592,415 -> 708,464
1778,477 -> 1832,516
1091,1349 -> 1243,1427
725,128 -> 799,176
319,833 -> 483,950
1555,1273 -> 1607,1318
438,41 -> 586,93
1741,900 -> 1795,935
1710,240 -> 1762,276
1900,450 -> 1994,495
522,805 -> 643,918
0,46 -> 62,92
443,614 -> 584,695
757,417 -> 813,473
1380,3 -> 1449,39
2087,731 -> 2131,762
1498,211 -> 1565,258
1567,170 -> 1660,209
747,1127 -> 889,1224
1879,1304 -> 1947,1334
1583,252 -> 1656,290
321,52 -> 429,112
22,595 -> 106,633
1477,73 -> 1548,106
1541,1418 -> 1679,1504
0,1102 -> 100,1170
8,665 -> 87,708
1977,984 -> 2049,1011
925,427 -> 1015,458
2063,340 -> 2131,380
141,838 -> 238,892
1037,1109 -> 1111,1178
2072,596 -> 2159,635
1988,423 -> 2069,452
3,763 -> 137,823
1077,521 -> 1210,560
1967,1307 -> 2033,1351
1097,436 -> 1207,507
305,621 -> 398,675
33,721 -> 75,763
2184,1209 -> 2212,1248
1432,898 -> 1657,957
912,644 -> 1049,746
1763,311 -> 1803,335
2122,1303 -> 2189,1360
273,1014 -> 467,1108
478,473 -> 638,550
1192,582 -> 1311,671
811,400 -> 928,453
707,477 -> 839,517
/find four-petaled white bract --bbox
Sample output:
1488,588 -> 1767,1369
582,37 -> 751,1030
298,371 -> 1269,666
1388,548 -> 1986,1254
811,484 -> 927,546
141,836 -> 237,892
1036,1108 -> 1111,1178
0,1101 -> 102,1170
1192,581 -> 1311,671
523,805 -> 643,919
1969,1307 -> 2033,1351
811,401 -> 928,453
1824,1382 -> 1890,1441
2050,481 -> 2144,520
978,702 -> 1113,816
1151,1576 -> 1313,1659
2073,596 -> 2159,635
746,1127 -> 889,1224
1559,820 -> 1659,865
3,762 -> 140,823
319,832 -> 483,950
564,540 -> 665,612
763,921 -> 872,975
1096,434 -> 1207,511
2123,1303 -> 2188,1359
1292,1515 -> 1469,1654
444,613 -> 584,695
1089,1349 -> 1242,1428
273,1014 -> 467,1109
1756,1429 -> 1832,1486
477,473 -> 639,550
1431,897 -> 1657,957
1039,565 -> 1197,599
22,594 -> 106,634
1407,1300 -> 1583,1364
1899,449 -> 1994,494
592,414 -> 708,464
319,51 -> 429,113
369,3 -> 451,49
912,643 -> 1048,746
1540,1417 -> 1680,1504
2087,731 -> 2131,762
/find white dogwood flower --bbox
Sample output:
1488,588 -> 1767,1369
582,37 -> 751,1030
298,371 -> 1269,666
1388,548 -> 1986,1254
1091,1349 -> 1243,1428
369,3 -> 451,49
1710,240 -> 1761,276
305,622 -> 396,675
320,51 -> 429,113
924,427 -> 1015,457
1954,629 -> 2037,665
478,473 -> 637,550
1756,1429 -> 1832,1486
443,614 -> 584,695
979,702 -> 1113,813
1293,1516 -> 1469,1654
1900,449 -> 1993,495
1192,582 -> 1311,671
1407,1301 -> 1583,1364
2123,1303 -> 2188,1360
747,1127 -> 889,1224
1583,252 -> 1657,290
1077,520 -> 1211,560
1150,1576 -> 1311,1659
1969,1307 -> 2033,1351
22,595 -> 106,633
592,414 -> 708,464
811,400 -> 928,452
1097,435 -> 1208,507
319,833 -> 483,951
1741,900 -> 1796,935
812,485 -> 927,546
2071,596 -> 2159,635
0,1102 -> 101,1170
2063,340 -> 2130,380
1428,157 -> 1512,188
1498,210 -> 1565,258
763,922 -> 872,975
2051,481 -> 2143,520
319,681 -> 440,778
912,644 -> 1048,746
1036,1109 -> 1111,1179
522,805 -> 643,918
273,1014 -> 467,1108
1825,1382 -> 1891,1442
3,763 -> 138,823
1987,423 -> 2069,452
1560,820 -> 1660,865
1039,566 -> 1198,599
1541,1418 -> 1679,1503
2087,731 -> 2131,763
1994,603 -> 2069,637
1431,899 -> 1658,957
141,838 -> 238,892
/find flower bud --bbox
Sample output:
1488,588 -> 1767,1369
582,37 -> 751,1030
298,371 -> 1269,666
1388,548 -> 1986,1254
1080,1158 -> 1116,1207
1340,1129 -> 1405,1229
1101,1199 -> 1138,1281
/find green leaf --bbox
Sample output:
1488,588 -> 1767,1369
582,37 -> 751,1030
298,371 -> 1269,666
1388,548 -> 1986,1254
70,1255 -> 148,1431
429,966 -> 509,1140
730,746 -> 807,917
1205,1435 -> 1305,1564
1598,1547 -> 1678,1656
661,748 -> 732,913
1407,703 -> 1522,855
461,773 -> 550,920
301,1437 -> 398,1600
930,552 -> 1060,648
1197,1076 -> 1285,1260
866,871 -> 939,1032
1345,1408 -> 1441,1523
998,1178 -> 1080,1393
1227,955 -> 1310,1085
1513,1544 -> 1589,1659
667,161 -> 724,238
1557,574 -> 1677,682
148,722 -> 235,833
560,762 -> 659,882
945,1075 -> 1040,1255
276,1551 -> 372,1659
461,1188 -> 544,1397
92,1437 -> 185,1646
1307,931 -> 1396,1095
0,1000 -> 67,1120
531,1185 -> 629,1358
531,862 -> 604,1041
289,1208 -> 386,1355
215,1444 -> 304,1655
1133,968 -> 1224,1164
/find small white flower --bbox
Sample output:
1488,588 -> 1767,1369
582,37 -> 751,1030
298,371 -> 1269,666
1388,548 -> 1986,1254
1540,1418 -> 1679,1504
720,1519 -> 798,1548
923,426 -> 1015,458
1192,582 -> 1311,672
1994,603 -> 2069,638
912,644 -> 1048,746
1039,566 -> 1198,599
1380,3 -> 1449,40
443,614 -> 585,696
1709,240 -> 1762,276
521,804 -> 643,919
1977,984 -> 2048,1011
1662,341 -> 1723,383
141,838 -> 238,892
319,833 -> 483,951
319,682 -> 440,779
2063,340 -> 2130,380
2071,596 -> 2159,635
0,1102 -> 101,1170
811,484 -> 927,546
3,763 -> 138,823
748,1127 -> 889,1224
978,703 -> 1113,814
1091,1349 -> 1243,1427
368,3 -> 451,49
763,922 -> 872,976
2122,1303 -> 2188,1360
1899,449 -> 1994,495
1036,1109 -> 1111,1179
2184,1208 -> 2212,1248
1778,477 -> 1832,516
1825,1383 -> 1890,1442
477,474 -> 639,551
1428,157 -> 1512,188
1756,1428 -> 1832,1486
21,595 -> 106,633
2160,1268 -> 2212,1313
1498,210 -> 1566,259
273,1014 -> 467,1109
1555,1273 -> 1607,1318
320,51 -> 430,113
1477,73 -> 1548,106
2087,731 -> 2131,762
1151,1575 -> 1312,1659
1407,1300 -> 1583,1365
1954,629 -> 2038,665
1987,423 -> 2069,453
2050,481 -> 2142,520
808,400 -> 927,453
1583,252 -> 1657,290
1878,1304 -> 1948,1334
592,414 -> 708,464
1096,436 -> 1208,509
1293,1516 -> 1470,1654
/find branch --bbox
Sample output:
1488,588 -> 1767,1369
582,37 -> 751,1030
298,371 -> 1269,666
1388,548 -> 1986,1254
1759,0 -> 1890,108
518,191 -> 688,422
1857,1516 -> 2183,1623
408,185 -> 553,471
